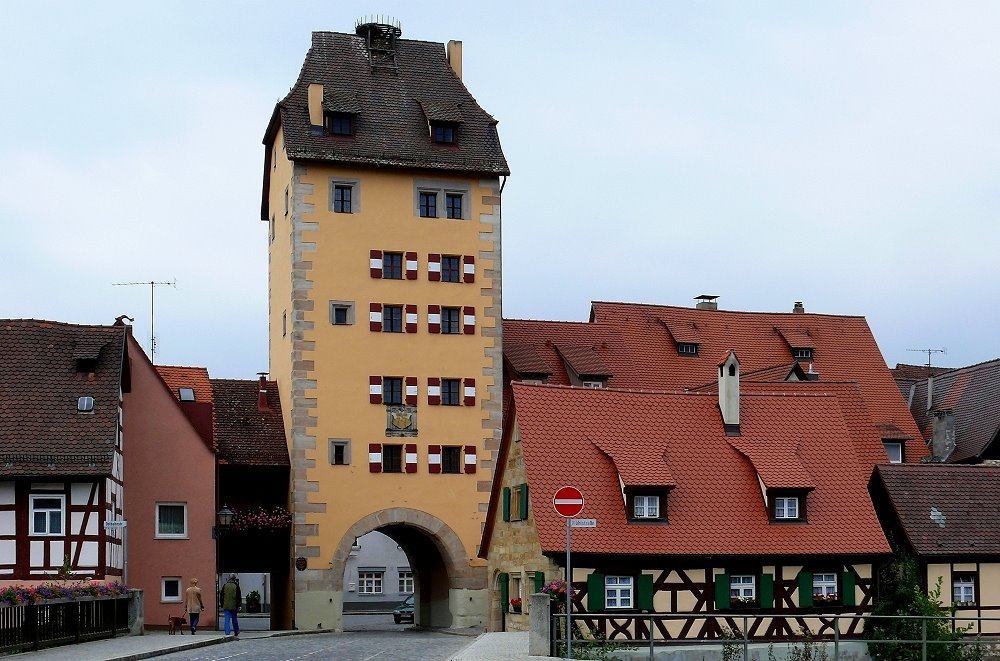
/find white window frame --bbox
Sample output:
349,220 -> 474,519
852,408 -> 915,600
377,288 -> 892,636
358,571 -> 384,595
605,575 -> 633,609
775,496 -> 799,519
582,381 -> 604,388
953,576 -> 976,605
161,576 -> 182,603
30,494 -> 65,536
398,570 -> 414,594
793,348 -> 813,360
813,573 -> 837,598
633,495 -> 660,519
730,575 -> 756,600
884,441 -> 903,464
155,502 -> 188,539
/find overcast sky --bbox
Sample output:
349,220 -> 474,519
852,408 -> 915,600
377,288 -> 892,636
2,1 -> 997,378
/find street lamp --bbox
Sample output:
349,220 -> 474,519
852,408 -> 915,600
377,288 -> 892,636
217,505 -> 234,530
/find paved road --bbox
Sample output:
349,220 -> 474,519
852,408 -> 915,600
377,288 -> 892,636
158,615 -> 473,661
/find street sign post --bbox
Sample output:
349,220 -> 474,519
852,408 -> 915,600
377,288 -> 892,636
553,486 -> 585,660
103,520 -> 127,529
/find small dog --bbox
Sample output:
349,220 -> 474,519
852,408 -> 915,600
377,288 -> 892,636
168,615 -> 187,634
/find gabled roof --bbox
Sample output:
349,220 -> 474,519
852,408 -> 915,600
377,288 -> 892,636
263,30 -> 509,191
156,365 -> 212,403
899,358 -> 1000,462
0,320 -> 127,476
873,464 -> 1000,556
502,319 -> 631,387
506,301 -> 925,461
210,379 -> 289,467
485,381 -> 891,557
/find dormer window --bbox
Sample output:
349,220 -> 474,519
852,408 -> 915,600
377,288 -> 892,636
883,441 -> 903,464
775,496 -> 798,519
769,491 -> 807,522
325,112 -> 354,136
677,342 -> 699,356
792,348 -> 813,361
77,396 -> 95,413
582,380 -> 604,389
178,388 -> 195,402
431,122 -> 456,144
76,358 -> 97,374
626,489 -> 668,523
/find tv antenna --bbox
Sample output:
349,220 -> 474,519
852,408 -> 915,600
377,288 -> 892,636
907,347 -> 947,367
112,279 -> 176,362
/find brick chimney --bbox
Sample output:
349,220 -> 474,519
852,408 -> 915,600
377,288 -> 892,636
695,294 -> 719,311
257,372 -> 270,411
792,301 -> 805,314
447,40 -> 463,80
307,83 -> 323,126
718,351 -> 740,435
931,410 -> 955,462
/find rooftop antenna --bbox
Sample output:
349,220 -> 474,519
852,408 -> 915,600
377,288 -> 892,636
907,347 -> 947,367
112,279 -> 176,362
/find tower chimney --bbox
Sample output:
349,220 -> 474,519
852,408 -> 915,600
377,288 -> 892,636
447,40 -> 463,80
695,294 -> 719,311
792,301 -> 805,314
718,351 -> 740,435
257,372 -> 269,411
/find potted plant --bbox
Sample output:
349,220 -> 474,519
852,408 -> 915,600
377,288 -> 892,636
246,590 -> 262,613
509,597 -> 522,613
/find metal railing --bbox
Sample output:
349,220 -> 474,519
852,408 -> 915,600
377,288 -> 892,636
0,595 -> 130,654
550,611 -> 1000,660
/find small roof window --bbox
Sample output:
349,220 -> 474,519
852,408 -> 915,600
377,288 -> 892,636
178,388 -> 196,402
431,122 -> 456,144
77,396 -> 95,413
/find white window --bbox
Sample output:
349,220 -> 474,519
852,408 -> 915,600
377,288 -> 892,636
161,577 -> 182,603
30,495 -> 65,536
954,576 -> 976,605
775,497 -> 799,519
398,570 -> 414,593
155,503 -> 187,538
605,575 -> 633,609
359,571 -> 384,594
730,575 -> 755,600
813,573 -> 837,598
582,381 -> 604,389
884,441 -> 903,464
634,495 -> 659,519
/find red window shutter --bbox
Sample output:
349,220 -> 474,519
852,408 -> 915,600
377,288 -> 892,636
463,306 -> 476,335
428,304 -> 441,333
405,376 -> 418,405
405,252 -> 418,280
428,253 -> 441,282
463,378 -> 476,406
405,304 -> 418,333
464,445 -> 477,474
370,249 -> 383,279
369,303 -> 382,332
428,445 -> 442,474
463,255 -> 475,283
405,444 -> 418,473
427,377 -> 441,405
369,443 -> 382,473
369,376 -> 383,404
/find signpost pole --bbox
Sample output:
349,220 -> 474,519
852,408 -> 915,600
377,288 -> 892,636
565,516 -> 572,661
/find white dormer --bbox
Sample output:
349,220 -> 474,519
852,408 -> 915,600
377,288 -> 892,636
718,351 -> 740,435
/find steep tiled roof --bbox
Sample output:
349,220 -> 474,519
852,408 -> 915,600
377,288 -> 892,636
554,344 -> 611,378
901,359 -> 1000,462
891,363 -> 954,381
156,365 -> 212,403
503,319 -> 632,387
506,302 -> 926,461
0,320 -> 126,475
874,464 -> 1000,555
266,30 -> 509,177
593,438 -> 675,488
210,379 -> 289,467
501,382 -> 890,557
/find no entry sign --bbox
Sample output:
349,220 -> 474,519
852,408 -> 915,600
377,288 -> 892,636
553,486 -> 585,518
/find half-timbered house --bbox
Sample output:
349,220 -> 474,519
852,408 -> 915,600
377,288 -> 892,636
0,319 -> 129,582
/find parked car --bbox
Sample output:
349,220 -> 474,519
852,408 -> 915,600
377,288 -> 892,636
393,594 -> 414,624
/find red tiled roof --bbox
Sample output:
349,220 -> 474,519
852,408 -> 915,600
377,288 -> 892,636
874,464 -> 1000,555
775,327 -> 815,349
156,365 -> 212,403
0,320 -> 126,475
505,382 -> 891,557
593,438 -> 675,488
555,344 -> 611,378
210,379 -> 289,467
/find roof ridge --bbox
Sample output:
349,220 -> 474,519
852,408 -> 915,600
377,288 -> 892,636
590,301 -> 866,320
513,382 -> 707,396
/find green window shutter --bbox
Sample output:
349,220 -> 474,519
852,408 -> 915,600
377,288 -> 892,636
798,571 -> 814,607
759,574 -> 774,608
502,487 -> 511,522
587,573 -> 605,612
499,572 -> 509,613
638,574 -> 654,611
842,571 -> 856,606
519,483 -> 529,520
534,572 -> 545,593
715,574 -> 731,609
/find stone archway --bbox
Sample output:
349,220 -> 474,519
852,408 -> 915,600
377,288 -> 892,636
332,508 -> 486,629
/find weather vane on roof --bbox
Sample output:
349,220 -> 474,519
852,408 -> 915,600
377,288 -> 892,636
111,279 -> 176,362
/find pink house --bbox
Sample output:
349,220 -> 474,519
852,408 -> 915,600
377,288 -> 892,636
122,339 -> 217,630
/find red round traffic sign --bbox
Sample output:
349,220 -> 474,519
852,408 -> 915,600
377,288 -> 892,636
553,486 -> 585,518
